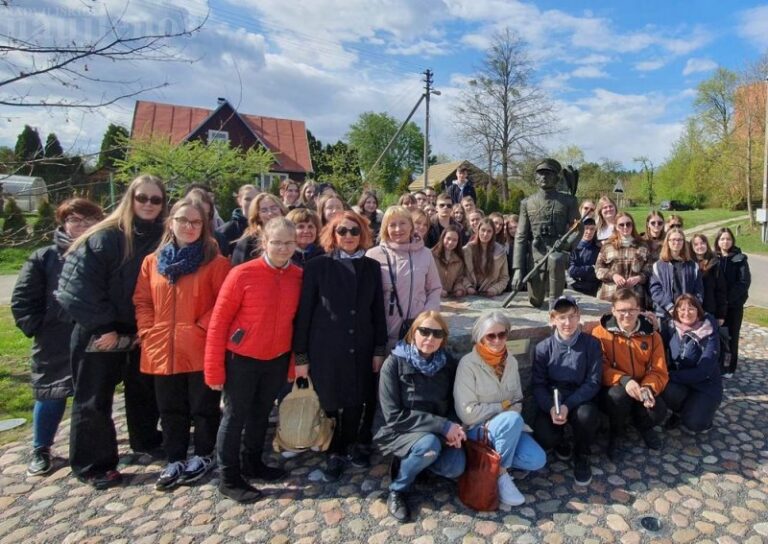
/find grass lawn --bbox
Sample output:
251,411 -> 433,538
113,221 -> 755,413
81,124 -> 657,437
0,246 -> 43,275
720,221 -> 768,256
623,207 -> 747,230
0,304 -> 34,446
744,306 -> 768,328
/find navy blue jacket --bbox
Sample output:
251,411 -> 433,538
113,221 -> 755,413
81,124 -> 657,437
662,315 -> 722,401
719,247 -> 750,307
649,260 -> 703,316
447,180 -> 477,205
568,239 -> 600,296
215,208 -> 247,257
531,332 -> 602,413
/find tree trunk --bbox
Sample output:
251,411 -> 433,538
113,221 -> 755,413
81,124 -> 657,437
747,133 -> 754,227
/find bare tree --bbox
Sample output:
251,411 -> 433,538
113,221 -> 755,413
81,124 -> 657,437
0,2 -> 207,109
454,28 -> 556,200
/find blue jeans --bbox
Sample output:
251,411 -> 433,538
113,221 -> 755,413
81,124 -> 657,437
467,411 -> 546,471
33,399 -> 67,449
391,434 -> 466,492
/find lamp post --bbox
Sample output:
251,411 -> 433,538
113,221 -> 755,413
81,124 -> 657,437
423,69 -> 440,190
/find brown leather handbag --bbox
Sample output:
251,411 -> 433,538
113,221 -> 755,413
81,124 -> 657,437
458,426 -> 500,511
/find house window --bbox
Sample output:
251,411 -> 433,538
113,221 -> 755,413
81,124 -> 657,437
207,130 -> 229,143
259,173 -> 289,191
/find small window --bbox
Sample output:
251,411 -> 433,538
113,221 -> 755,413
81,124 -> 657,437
207,130 -> 229,143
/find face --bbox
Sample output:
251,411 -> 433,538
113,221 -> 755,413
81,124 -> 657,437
452,207 -> 464,223
425,190 -> 437,205
414,218 -> 429,239
535,169 -> 558,191
478,224 -> 494,244
387,216 -> 412,243
442,231 -> 459,251
676,301 -> 699,326
582,225 -> 597,241
601,202 -> 616,220
551,308 -> 580,339
615,216 -> 634,237
259,198 -> 282,223
691,237 -> 707,257
667,232 -> 685,254
580,201 -> 595,217
281,184 -> 300,205
363,197 -> 378,213
335,219 -> 362,254
403,199 -> 418,212
323,198 -> 344,222
647,216 -> 664,237
64,214 -> 99,239
492,217 -> 504,234
295,221 -> 317,248
461,200 -> 476,214
481,322 -> 509,353
457,170 -> 468,182
414,317 -> 445,355
612,300 -> 641,331
469,212 -> 482,231
436,200 -> 452,218
506,220 -> 518,237
717,232 -> 733,253
303,186 -> 316,202
415,194 -> 427,208
265,227 -> 297,267
133,183 -> 164,221
424,205 -> 437,219
239,188 -> 257,215
172,205 -> 204,247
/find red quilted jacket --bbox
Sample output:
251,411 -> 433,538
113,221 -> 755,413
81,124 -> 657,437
204,257 -> 303,386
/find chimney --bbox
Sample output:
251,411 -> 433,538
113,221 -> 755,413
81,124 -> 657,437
217,97 -> 227,105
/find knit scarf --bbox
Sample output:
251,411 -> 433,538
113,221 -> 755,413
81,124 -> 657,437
394,341 -> 447,377
475,342 -> 507,380
157,240 -> 205,284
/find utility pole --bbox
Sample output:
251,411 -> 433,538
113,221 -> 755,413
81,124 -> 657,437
423,69 -> 440,190
761,76 -> 768,243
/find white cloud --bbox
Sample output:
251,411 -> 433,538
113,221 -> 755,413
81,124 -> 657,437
570,66 -> 608,79
737,5 -> 768,50
682,57 -> 717,76
635,59 -> 667,72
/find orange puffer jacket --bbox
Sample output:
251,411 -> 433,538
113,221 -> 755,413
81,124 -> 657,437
133,253 -> 231,375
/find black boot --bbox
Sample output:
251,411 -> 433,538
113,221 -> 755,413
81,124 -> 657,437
219,476 -> 263,503
387,490 -> 410,522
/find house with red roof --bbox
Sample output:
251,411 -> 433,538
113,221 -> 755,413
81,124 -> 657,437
130,98 -> 313,188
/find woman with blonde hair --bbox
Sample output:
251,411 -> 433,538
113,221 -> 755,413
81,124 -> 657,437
317,193 -> 347,226
649,228 -> 703,319
299,180 -> 318,210
231,193 -> 286,265
57,174 -> 167,489
596,195 -> 618,242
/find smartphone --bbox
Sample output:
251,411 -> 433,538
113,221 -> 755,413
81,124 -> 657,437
553,388 -> 561,416
230,328 -> 245,344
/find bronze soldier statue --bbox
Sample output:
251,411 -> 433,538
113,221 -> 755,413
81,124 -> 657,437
511,159 -> 582,308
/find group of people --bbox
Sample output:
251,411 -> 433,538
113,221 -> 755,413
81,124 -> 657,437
8,170 -> 747,523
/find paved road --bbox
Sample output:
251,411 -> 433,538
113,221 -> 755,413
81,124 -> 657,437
0,275 -> 16,305
745,252 -> 768,309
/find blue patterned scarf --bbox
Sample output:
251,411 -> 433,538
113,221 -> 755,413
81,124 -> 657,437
157,240 -> 205,284
393,340 -> 447,377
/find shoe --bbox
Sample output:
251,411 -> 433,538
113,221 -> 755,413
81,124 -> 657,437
155,461 -> 185,491
347,444 -> 371,468
218,478 -> 263,503
243,460 -> 286,482
606,437 -> 619,462
79,469 -> 123,490
640,428 -> 663,450
322,454 -> 345,483
387,491 -> 410,522
722,372 -> 733,379
178,455 -> 214,485
664,413 -> 681,430
573,454 -> 592,486
555,442 -> 573,461
497,471 -> 525,506
27,447 -> 52,476
280,451 -> 300,459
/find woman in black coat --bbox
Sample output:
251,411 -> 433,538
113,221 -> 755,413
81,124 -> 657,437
293,210 -> 387,482
373,311 -> 465,523
12,198 -> 103,476
690,233 -> 727,324
57,175 -> 167,489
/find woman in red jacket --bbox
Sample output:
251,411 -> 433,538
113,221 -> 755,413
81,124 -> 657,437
204,217 -> 303,503
134,198 -> 231,491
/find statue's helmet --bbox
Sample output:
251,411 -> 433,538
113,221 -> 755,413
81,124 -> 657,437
534,158 -> 562,174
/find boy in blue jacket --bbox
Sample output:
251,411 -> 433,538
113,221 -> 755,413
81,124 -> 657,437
568,218 -> 600,297
532,296 -> 602,485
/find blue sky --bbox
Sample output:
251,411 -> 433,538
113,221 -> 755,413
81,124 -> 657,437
1,0 -> 767,171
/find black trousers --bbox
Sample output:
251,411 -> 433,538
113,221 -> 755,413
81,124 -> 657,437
358,374 -> 379,445
154,372 -> 221,462
600,385 -> 667,435
217,352 -> 288,482
533,401 -> 600,455
661,382 -> 720,432
724,305 -> 744,373
326,405 -> 365,456
69,325 -> 161,477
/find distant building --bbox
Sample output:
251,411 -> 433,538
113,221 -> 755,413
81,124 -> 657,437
130,99 -> 314,189
409,160 -> 492,193
0,175 -> 49,212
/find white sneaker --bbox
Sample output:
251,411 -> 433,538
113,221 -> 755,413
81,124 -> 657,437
497,472 -> 525,506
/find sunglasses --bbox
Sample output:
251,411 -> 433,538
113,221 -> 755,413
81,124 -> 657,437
648,220 -> 663,226
616,222 -> 633,228
336,226 -> 361,237
416,326 -> 446,339
669,224 -> 682,229
484,330 -> 509,341
134,194 -> 164,206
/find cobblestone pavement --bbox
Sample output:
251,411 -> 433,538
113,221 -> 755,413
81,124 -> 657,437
1,325 -> 768,544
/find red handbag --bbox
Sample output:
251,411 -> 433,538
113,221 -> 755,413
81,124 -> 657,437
458,426 -> 500,511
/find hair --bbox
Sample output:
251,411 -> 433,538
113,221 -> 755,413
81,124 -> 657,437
432,224 -> 462,264
452,204 -> 468,228
468,209 -> 485,220
468,218 -> 497,279
237,184 -> 257,198
318,210 -> 373,253
611,287 -> 640,306
488,212 -> 507,244
607,211 -> 641,248
579,199 -> 596,216
379,205 -> 414,243
690,232 -> 715,272
413,190 -> 426,199
299,180 -> 318,207
424,187 -> 437,196
672,293 -> 705,323
261,216 -> 296,247
356,190 -> 379,218
458,165 -> 469,174
405,310 -> 450,349
316,193 -> 347,226
186,187 -> 215,221
596,195 -> 618,232
411,208 -> 429,227
280,178 -> 300,192
471,310 -> 511,344
398,193 -> 417,207
286,207 -> 321,238
68,174 -> 167,262
245,193 -> 286,236
157,198 -> 219,264
184,183 -> 213,196
714,227 -> 736,256
436,193 -> 452,205
659,227 -> 691,262
644,210 -> 665,241
667,214 -> 684,228
55,198 -> 104,226
460,195 -> 476,208
506,214 -> 519,223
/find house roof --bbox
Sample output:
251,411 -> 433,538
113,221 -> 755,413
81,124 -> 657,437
130,100 -> 313,174
409,160 -> 488,192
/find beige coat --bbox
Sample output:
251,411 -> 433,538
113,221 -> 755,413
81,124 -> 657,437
462,242 -> 509,296
453,347 -> 523,428
431,248 -> 467,294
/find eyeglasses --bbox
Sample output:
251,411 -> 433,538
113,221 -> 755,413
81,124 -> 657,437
437,203 -> 451,208
173,217 -> 204,229
267,240 -> 297,248
668,238 -> 685,244
614,308 -> 640,316
484,330 -> 509,341
134,194 -> 164,206
648,221 -> 663,226
335,226 -> 361,237
65,216 -> 99,227
259,205 -> 281,214
616,222 -> 633,228
416,326 -> 446,339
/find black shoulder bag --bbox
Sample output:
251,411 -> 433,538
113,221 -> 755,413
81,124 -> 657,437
383,247 -> 414,339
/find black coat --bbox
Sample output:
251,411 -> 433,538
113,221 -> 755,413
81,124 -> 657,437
230,234 -> 260,266
293,253 -> 388,411
11,229 -> 74,400
291,244 -> 325,268
215,208 -> 247,257
699,258 -> 728,320
56,219 -> 163,335
373,349 -> 458,457
719,247 -> 750,307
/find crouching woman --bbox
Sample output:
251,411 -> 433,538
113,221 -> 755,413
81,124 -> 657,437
373,311 -> 465,523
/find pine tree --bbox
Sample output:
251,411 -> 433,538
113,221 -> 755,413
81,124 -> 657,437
33,199 -> 56,241
2,198 -> 28,242
14,125 -> 43,175
97,124 -> 129,169
44,133 -> 64,157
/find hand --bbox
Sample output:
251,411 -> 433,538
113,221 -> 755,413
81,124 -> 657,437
550,404 -> 569,425
626,276 -> 641,287
454,288 -> 466,297
93,331 -> 119,351
717,319 -> 725,326
624,379 -> 643,402
612,274 -> 626,287
643,311 -> 659,330
511,270 -> 522,290
640,387 -> 655,408
445,423 -> 466,448
208,384 -> 223,391
553,239 -> 565,252
467,287 -> 477,295
294,365 -> 309,379
372,356 -> 385,373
